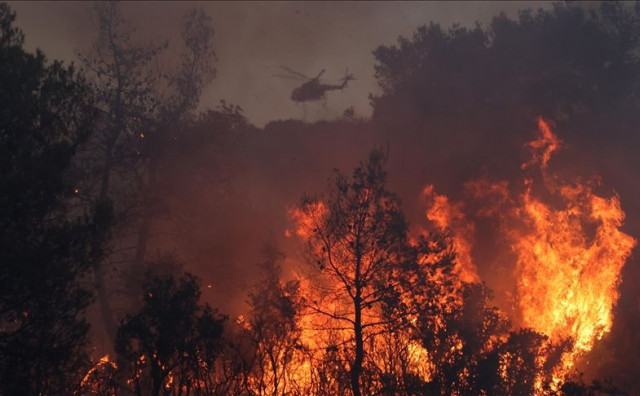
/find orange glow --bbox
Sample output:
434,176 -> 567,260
422,184 -> 479,283
522,117 -> 561,171
78,354 -> 118,394
272,118 -> 636,393
510,120 -> 636,371
417,118 -> 636,381
288,201 -> 327,239
100,117 -> 633,393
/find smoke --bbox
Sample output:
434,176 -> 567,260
8,0 -> 640,388
9,1 -> 553,127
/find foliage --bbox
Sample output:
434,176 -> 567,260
115,270 -> 226,395
0,3 -> 100,393
373,2 -> 640,122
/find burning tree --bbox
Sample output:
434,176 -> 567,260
241,245 -> 306,395
415,118 -> 636,391
292,149 -> 419,395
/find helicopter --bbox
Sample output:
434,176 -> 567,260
275,66 -> 355,104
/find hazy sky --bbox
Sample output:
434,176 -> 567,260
9,1 -> 552,127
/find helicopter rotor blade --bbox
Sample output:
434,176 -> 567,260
273,74 -> 306,81
338,68 -> 355,82
280,66 -> 310,80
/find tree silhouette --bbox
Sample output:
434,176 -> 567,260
0,3 -> 101,393
76,1 -> 219,343
241,244 -> 306,395
131,5 -> 217,274
373,2 -> 640,126
75,0 -> 167,342
115,270 -> 226,395
294,149 -> 415,396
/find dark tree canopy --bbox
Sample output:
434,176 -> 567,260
0,3 -> 100,394
115,270 -> 226,396
371,2 -> 640,194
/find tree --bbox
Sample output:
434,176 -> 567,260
242,244 -> 306,395
400,234 -> 569,394
115,269 -> 227,396
76,1 -> 219,343
131,5 -> 217,273
373,3 -> 640,128
75,0 -> 166,342
290,147 -> 572,394
0,3 -> 101,393
370,6 -> 640,390
293,149 -> 414,396
369,2 -> 640,212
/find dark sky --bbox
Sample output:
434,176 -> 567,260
9,1 -> 552,127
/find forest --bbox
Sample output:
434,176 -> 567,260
2,1 -> 640,395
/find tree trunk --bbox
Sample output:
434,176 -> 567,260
133,156 -> 158,271
351,295 -> 363,396
351,225 -> 364,396
151,364 -> 162,396
92,142 -> 117,342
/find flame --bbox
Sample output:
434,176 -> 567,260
512,119 -> 635,371
511,125 -> 636,371
84,117 -> 634,393
422,185 -> 479,283
286,200 -> 426,392
289,201 -> 327,240
419,117 -> 636,380
515,183 -> 635,351
522,117 -> 561,171
78,354 -> 118,394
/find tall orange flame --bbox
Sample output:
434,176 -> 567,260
512,119 -> 636,369
422,185 -> 479,283
421,117 -> 636,377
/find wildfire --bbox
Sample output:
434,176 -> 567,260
276,117 -> 637,394
421,117 -> 636,378
71,118 -> 635,395
422,185 -> 479,283
78,354 -> 118,394
511,119 -> 636,366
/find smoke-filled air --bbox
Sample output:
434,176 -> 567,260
3,1 -> 640,395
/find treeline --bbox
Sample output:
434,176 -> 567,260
2,1 -> 640,395
0,2 -> 248,393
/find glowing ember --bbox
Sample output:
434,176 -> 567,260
77,354 -> 118,394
